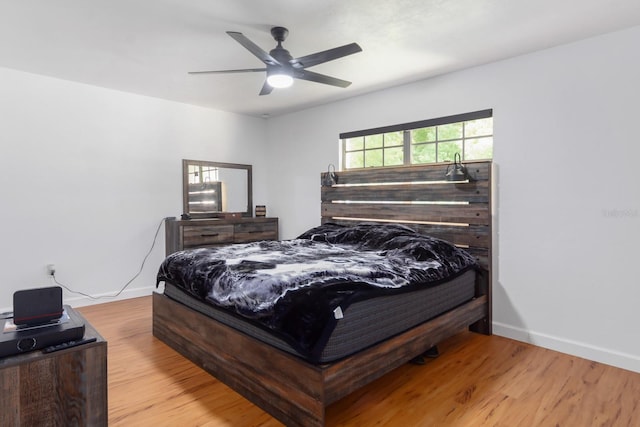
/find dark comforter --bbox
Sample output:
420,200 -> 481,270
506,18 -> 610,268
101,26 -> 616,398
156,222 -> 477,360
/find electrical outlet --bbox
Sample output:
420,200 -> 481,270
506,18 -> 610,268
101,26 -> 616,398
46,264 -> 56,276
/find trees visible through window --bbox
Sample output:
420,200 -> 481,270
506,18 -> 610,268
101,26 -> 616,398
341,110 -> 492,170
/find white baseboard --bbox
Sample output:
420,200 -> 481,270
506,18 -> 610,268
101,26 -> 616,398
0,285 -> 157,314
493,321 -> 640,374
5,293 -> 639,374
64,285 -> 157,308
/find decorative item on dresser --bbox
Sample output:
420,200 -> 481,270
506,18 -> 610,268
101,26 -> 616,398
254,205 -> 266,217
164,217 -> 279,255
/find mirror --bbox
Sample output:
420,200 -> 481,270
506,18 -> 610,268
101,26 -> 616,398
182,159 -> 253,218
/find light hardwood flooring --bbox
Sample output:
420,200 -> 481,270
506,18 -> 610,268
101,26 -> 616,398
78,296 -> 640,426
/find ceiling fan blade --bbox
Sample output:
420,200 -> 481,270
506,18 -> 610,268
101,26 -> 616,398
294,69 -> 352,88
227,31 -> 280,66
290,43 -> 362,69
188,68 -> 266,75
259,81 -> 274,96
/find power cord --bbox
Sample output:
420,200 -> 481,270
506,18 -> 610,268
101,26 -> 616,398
52,217 -> 167,300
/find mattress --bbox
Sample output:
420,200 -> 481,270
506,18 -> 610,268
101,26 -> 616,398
157,223 -> 479,361
162,268 -> 475,363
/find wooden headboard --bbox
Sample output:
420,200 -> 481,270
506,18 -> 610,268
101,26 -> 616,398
321,160 -> 493,334
320,160 -> 492,272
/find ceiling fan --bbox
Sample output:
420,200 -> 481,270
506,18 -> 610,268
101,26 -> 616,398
189,27 -> 362,96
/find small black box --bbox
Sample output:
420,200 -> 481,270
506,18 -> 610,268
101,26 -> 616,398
13,286 -> 63,326
0,305 -> 85,358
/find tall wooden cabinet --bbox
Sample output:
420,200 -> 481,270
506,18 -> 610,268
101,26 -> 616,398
165,217 -> 279,255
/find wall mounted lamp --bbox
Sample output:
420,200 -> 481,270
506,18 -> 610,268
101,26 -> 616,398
322,164 -> 338,186
445,153 -> 474,182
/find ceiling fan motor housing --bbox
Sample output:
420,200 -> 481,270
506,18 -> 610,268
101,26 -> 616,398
269,46 -> 293,65
270,26 -> 289,42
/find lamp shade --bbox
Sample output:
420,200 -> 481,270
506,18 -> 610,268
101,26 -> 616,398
445,153 -> 471,182
322,164 -> 338,186
445,167 -> 468,181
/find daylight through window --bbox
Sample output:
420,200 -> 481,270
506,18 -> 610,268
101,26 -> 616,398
188,164 -> 219,184
341,109 -> 492,170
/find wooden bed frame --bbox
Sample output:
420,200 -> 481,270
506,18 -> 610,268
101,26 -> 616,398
153,160 -> 492,426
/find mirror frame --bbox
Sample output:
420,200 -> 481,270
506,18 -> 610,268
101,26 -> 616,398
182,159 -> 253,219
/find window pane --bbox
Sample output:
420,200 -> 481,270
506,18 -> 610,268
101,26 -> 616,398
384,131 -> 403,147
365,134 -> 383,149
411,127 -> 436,143
384,147 -> 403,165
188,165 -> 199,184
438,141 -> 463,162
201,166 -> 217,182
466,137 -> 493,160
365,149 -> 383,167
342,111 -> 492,170
411,143 -> 436,164
438,123 -> 463,140
345,151 -> 364,169
465,118 -> 493,137
345,136 -> 364,151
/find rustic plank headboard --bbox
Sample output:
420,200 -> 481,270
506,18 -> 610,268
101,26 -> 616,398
321,160 -> 493,334
320,160 -> 492,268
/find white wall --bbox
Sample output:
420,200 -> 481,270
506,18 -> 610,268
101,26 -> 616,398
2,25 -> 638,373
266,25 -> 640,372
0,67 -> 268,310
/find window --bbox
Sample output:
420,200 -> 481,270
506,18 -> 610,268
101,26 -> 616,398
341,109 -> 492,170
188,164 -> 219,184
187,164 -> 222,213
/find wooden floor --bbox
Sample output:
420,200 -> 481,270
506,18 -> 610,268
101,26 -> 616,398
78,296 -> 640,426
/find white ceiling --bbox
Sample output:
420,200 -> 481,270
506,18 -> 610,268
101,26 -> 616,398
1,0 -> 640,118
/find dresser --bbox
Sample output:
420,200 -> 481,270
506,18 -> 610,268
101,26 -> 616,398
165,217 -> 279,255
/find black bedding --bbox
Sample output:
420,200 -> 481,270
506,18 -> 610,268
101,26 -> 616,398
156,223 -> 478,361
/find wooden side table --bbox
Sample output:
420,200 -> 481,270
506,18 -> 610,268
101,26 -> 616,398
0,306 -> 107,426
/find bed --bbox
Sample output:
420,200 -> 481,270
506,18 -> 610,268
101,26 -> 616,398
153,160 -> 492,426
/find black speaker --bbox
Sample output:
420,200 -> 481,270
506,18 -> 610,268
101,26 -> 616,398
13,286 -> 63,326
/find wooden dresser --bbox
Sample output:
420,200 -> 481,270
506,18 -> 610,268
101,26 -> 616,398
165,217 -> 279,255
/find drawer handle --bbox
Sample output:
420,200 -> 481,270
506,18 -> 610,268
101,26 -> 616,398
201,233 -> 219,237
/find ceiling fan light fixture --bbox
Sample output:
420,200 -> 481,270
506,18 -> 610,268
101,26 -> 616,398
266,72 -> 293,88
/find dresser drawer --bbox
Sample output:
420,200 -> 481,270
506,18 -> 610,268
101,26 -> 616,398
234,220 -> 278,243
183,225 -> 234,248
165,218 -> 279,255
